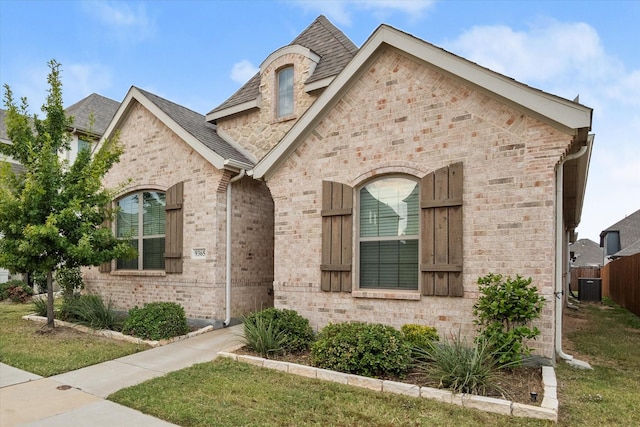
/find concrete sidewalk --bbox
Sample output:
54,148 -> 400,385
0,324 -> 243,426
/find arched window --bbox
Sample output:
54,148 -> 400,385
116,190 -> 166,270
358,177 -> 419,289
277,66 -> 294,118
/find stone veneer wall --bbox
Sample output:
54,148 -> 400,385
217,52 -> 321,161
84,102 -> 274,320
265,47 -> 573,359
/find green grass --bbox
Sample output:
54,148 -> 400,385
0,301 -> 149,376
109,300 -> 640,427
110,357 -> 552,427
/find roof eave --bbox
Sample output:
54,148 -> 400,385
205,98 -> 260,123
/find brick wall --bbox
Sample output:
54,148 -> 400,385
217,52 -> 320,161
265,48 -> 570,359
84,101 -> 274,320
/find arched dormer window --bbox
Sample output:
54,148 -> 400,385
277,66 -> 294,118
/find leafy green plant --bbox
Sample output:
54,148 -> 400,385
243,308 -> 314,353
401,323 -> 439,350
122,302 -> 189,340
55,266 -> 84,300
0,280 -> 18,300
32,296 -> 49,316
413,331 -> 512,396
473,273 -> 545,365
310,322 -> 411,378
242,314 -> 287,358
61,294 -> 123,330
3,280 -> 34,303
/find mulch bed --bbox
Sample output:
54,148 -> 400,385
234,346 -> 543,405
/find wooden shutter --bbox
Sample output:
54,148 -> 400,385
421,162 -> 463,296
165,181 -> 184,274
320,181 -> 353,292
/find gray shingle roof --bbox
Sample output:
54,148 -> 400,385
600,208 -> 640,250
65,93 -> 120,136
135,87 -> 253,166
569,238 -> 603,267
208,15 -> 357,116
613,238 -> 640,257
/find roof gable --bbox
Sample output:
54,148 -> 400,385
100,87 -> 253,170
65,93 -> 120,136
206,15 -> 357,120
252,24 -> 594,180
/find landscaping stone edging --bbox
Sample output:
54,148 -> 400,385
22,314 -> 214,347
218,346 -> 558,422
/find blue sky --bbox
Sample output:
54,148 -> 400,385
1,0 -> 638,243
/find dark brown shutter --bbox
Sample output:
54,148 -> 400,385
320,181 -> 353,292
421,162 -> 463,296
99,214 -> 112,273
165,181 -> 184,274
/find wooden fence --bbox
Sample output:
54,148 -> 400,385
570,266 -> 601,293
602,253 -> 640,317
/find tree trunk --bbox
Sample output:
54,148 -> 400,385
46,270 -> 55,328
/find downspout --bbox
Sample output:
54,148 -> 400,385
224,169 -> 246,327
555,144 -> 588,361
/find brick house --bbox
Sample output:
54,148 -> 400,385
89,16 -> 593,361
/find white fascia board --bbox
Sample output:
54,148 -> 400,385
253,25 -> 593,180
305,76 -> 335,93
99,87 -> 226,169
205,99 -> 259,122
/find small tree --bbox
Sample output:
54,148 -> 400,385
0,60 -> 134,327
473,273 -> 545,365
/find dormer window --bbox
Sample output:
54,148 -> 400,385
277,66 -> 294,118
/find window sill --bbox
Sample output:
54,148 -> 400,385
273,114 -> 297,124
352,290 -> 421,301
111,270 -> 166,277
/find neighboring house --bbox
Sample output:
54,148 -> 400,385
0,94 -> 119,284
87,16 -> 594,362
570,239 -> 603,267
600,209 -> 640,262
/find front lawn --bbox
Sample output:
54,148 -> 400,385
0,301 -> 149,376
109,300 -> 640,426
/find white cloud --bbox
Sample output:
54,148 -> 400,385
83,1 -> 155,43
292,0 -> 435,26
230,60 -> 259,84
64,63 -> 112,103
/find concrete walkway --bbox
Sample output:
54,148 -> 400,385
0,324 -> 243,427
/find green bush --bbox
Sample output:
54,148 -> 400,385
243,308 -> 314,353
122,302 -> 189,340
311,322 -> 411,378
61,294 -> 123,330
413,331 -> 511,396
2,280 -> 34,303
55,267 -> 84,300
401,324 -> 439,350
242,314 -> 287,358
32,296 -> 49,316
473,273 -> 545,365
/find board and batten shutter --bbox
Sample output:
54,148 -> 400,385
320,181 -> 353,292
165,181 -> 184,274
420,162 -> 463,296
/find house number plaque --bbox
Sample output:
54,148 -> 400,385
192,248 -> 207,259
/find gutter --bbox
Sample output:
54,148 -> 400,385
555,144 -> 588,361
223,168 -> 246,327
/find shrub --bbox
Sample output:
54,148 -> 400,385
3,280 -> 34,303
413,331 -> 512,396
401,324 -> 440,350
242,314 -> 287,358
61,294 -> 123,330
0,280 -> 15,300
311,322 -> 411,378
243,308 -> 314,353
55,267 -> 84,300
122,302 -> 189,340
473,273 -> 545,365
32,296 -> 49,316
